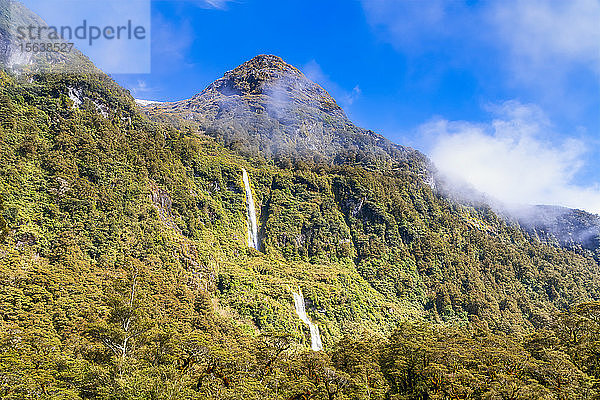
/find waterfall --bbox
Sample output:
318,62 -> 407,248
242,168 -> 259,250
293,288 -> 323,351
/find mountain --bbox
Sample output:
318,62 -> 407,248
433,174 -> 600,256
141,55 -> 600,256
1,34 -> 599,399
0,0 -> 95,74
140,55 -> 431,172
515,205 -> 600,255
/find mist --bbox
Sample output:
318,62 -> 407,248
423,101 -> 600,215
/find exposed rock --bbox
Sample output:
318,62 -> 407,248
140,55 -> 430,173
150,182 -> 180,233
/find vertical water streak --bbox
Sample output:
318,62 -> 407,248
242,168 -> 259,250
293,288 -> 323,351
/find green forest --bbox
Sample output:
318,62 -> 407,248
0,64 -> 599,400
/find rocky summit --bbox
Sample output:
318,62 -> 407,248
141,55 -> 425,169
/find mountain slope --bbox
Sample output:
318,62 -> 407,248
514,205 -> 600,256
0,48 -> 599,398
141,55 -> 431,172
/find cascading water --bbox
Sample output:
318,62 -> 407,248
242,169 -> 321,350
242,168 -> 259,250
293,288 -> 323,351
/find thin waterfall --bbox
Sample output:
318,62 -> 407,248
242,168 -> 259,250
293,288 -> 323,351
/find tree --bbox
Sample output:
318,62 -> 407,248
553,302 -> 600,386
86,264 -> 153,374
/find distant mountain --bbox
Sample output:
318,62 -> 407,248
0,0 -> 95,73
140,55 -> 431,173
433,174 -> 600,256
513,205 -> 600,255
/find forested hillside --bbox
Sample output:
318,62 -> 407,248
514,205 -> 600,258
0,54 -> 599,399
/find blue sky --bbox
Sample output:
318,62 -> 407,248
18,0 -> 151,73
20,0 -> 600,212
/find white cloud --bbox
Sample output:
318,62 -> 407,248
361,0 -> 457,52
302,60 -> 327,84
361,1 -> 600,213
128,79 -> 157,97
200,0 -> 234,10
490,0 -> 600,79
423,101 -> 600,214
168,0 -> 235,10
302,60 -> 361,108
360,0 -> 600,91
342,85 -> 362,106
154,0 -> 233,9
151,12 -> 196,68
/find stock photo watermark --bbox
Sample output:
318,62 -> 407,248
1,0 -> 151,74
16,19 -> 147,46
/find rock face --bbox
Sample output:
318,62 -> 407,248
141,55 -> 428,170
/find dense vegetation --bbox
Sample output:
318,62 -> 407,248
513,205 -> 600,258
0,59 -> 599,400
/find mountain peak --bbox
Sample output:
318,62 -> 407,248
196,54 -> 332,103
141,54 -> 423,167
236,54 -> 300,74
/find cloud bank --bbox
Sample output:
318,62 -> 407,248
423,101 -> 600,214
361,0 -> 600,214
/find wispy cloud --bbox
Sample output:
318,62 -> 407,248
490,0 -> 600,79
360,0 -> 600,101
128,79 -> 158,97
163,0 -> 236,10
302,60 -> 361,108
341,85 -> 362,106
422,101 -> 600,214
151,12 -> 196,68
361,0 -> 459,53
201,0 -> 235,10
